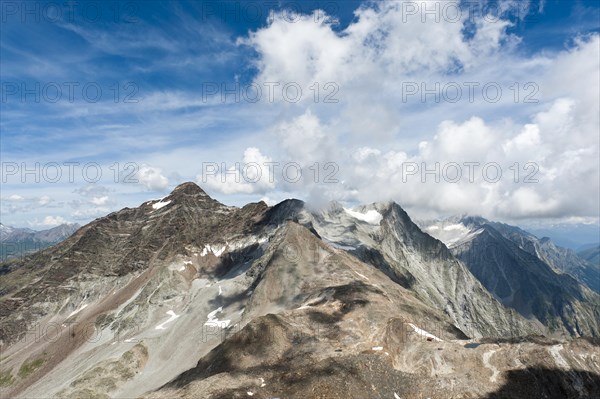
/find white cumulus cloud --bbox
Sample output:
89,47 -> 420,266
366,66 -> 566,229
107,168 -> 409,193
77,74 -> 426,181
136,165 -> 169,191
235,1 -> 599,223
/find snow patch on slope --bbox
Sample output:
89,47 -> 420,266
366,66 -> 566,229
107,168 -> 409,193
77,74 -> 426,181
199,236 -> 270,257
354,271 -> 370,281
152,200 -> 172,210
204,307 -> 230,329
169,258 -> 193,272
343,208 -> 383,225
155,310 -> 180,330
67,303 -> 88,319
423,222 -> 483,248
200,244 -> 226,257
408,323 -> 442,342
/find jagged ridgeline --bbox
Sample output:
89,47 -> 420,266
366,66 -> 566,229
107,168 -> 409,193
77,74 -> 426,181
1,183 -> 599,398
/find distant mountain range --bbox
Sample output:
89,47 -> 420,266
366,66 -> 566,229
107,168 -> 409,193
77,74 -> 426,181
0,183 -> 598,398
525,224 -> 600,250
420,216 -> 600,337
419,217 -> 600,295
578,244 -> 600,266
0,223 -> 80,262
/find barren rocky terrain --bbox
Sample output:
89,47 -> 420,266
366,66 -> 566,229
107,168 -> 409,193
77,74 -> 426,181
1,183 -> 598,399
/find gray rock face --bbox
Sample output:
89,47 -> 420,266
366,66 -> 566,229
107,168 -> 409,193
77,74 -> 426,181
299,203 -> 536,339
486,221 -> 600,294
421,216 -> 600,337
0,183 -> 598,399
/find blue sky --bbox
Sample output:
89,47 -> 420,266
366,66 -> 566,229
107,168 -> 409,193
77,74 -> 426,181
1,0 -> 599,245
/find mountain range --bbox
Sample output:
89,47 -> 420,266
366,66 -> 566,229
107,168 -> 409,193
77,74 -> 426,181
579,244 -> 600,267
420,216 -> 600,337
0,183 -> 598,398
0,223 -> 80,263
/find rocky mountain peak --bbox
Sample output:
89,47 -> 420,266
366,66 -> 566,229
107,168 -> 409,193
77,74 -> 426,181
149,182 -> 226,211
170,182 -> 210,197
326,200 -> 345,213
460,215 -> 489,228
